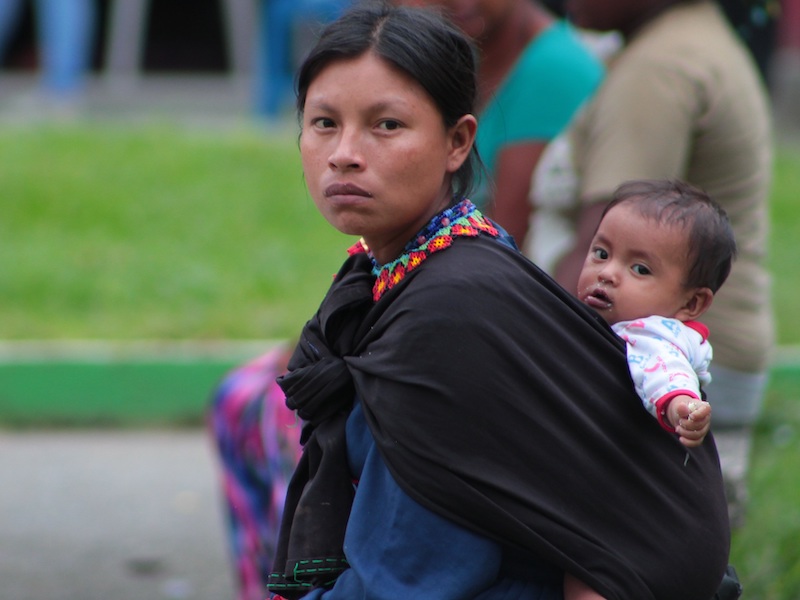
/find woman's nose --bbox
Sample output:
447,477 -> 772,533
328,130 -> 363,171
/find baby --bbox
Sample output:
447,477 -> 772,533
577,178 -> 736,445
566,179 -> 736,599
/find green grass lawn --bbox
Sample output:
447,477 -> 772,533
769,146 -> 800,344
0,122 -> 352,340
730,365 -> 800,600
0,123 -> 798,598
1,122 -> 796,343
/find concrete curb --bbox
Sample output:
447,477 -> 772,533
0,340 -> 284,363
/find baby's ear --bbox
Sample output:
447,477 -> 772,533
676,287 -> 714,321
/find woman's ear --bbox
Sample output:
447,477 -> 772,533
676,287 -> 714,321
446,114 -> 478,173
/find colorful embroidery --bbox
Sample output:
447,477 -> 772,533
346,199 -> 499,302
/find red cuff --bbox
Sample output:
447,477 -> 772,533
655,390 -> 700,432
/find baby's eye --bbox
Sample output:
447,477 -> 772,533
377,119 -> 402,131
632,264 -> 651,275
592,248 -> 608,260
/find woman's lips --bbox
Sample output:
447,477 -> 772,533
324,183 -> 373,198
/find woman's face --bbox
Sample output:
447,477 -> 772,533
300,52 -> 476,264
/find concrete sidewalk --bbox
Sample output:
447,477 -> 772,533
0,74 -> 269,127
0,430 -> 236,600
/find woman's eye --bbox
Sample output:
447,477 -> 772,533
378,120 -> 402,131
632,264 -> 651,275
592,248 -> 608,260
311,117 -> 336,129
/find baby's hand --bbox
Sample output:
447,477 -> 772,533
668,396 -> 711,448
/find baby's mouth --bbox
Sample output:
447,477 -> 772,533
584,287 -> 613,310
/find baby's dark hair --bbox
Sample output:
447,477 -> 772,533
602,179 -> 737,293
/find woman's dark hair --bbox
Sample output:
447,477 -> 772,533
602,179 -> 737,293
295,2 -> 481,199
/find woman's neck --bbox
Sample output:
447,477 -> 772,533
476,2 -> 553,109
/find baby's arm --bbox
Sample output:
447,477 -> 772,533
663,395 -> 711,448
615,318 -> 712,446
564,573 -> 607,599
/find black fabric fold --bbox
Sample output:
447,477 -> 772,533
266,411 -> 353,597
278,253 -> 374,424
268,253 -> 373,598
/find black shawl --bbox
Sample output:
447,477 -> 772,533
271,233 -> 730,600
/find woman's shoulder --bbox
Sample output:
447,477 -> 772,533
404,235 -> 581,319
385,235 -> 527,313
521,20 -> 605,76
414,234 -> 525,282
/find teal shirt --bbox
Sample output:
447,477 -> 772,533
474,21 -> 604,208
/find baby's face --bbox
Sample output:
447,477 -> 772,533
577,202 -> 695,325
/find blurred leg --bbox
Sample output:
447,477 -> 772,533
222,0 -> 256,78
104,0 -> 149,84
253,0 -> 351,118
253,0 -> 292,118
0,0 -> 25,58
209,348 -> 301,600
36,0 -> 95,97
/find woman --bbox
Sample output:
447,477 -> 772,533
210,2 -> 602,596
531,0 -> 773,528
268,4 -> 730,599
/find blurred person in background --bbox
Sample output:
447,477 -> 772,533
209,346 -> 302,600
0,0 -> 96,114
529,0 -> 774,528
403,0 -> 604,243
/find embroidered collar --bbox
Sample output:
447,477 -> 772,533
346,199 -> 499,301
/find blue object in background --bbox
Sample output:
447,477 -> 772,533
253,0 -> 350,119
38,0 -> 95,96
0,0 -> 96,100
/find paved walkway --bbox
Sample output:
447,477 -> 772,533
0,73 -> 277,127
0,430 -> 236,600
0,76 -> 268,599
